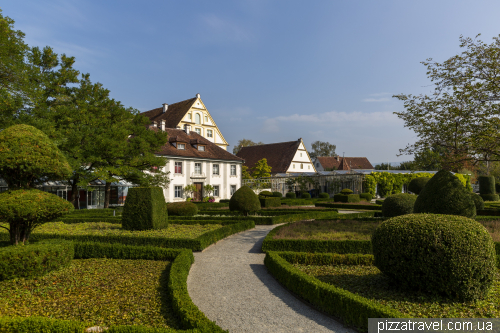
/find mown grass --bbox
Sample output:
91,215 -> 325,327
0,258 -> 177,329
294,263 -> 500,318
0,222 -> 222,239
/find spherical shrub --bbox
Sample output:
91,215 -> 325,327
340,189 -> 353,195
414,170 -> 476,218
259,191 -> 273,197
167,201 -> 198,216
480,194 -> 500,202
359,193 -> 373,202
372,214 -> 496,301
272,192 -> 283,198
479,176 -> 496,195
470,192 -> 485,211
229,186 -> 261,216
301,192 -> 311,199
318,192 -> 329,199
286,192 -> 296,199
408,177 -> 430,194
381,193 -> 417,218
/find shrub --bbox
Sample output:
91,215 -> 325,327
414,170 -> 476,218
481,194 -> 500,202
496,183 -> 500,195
318,192 -> 329,199
301,192 -> 311,199
285,192 -> 296,199
260,197 -> 281,208
359,193 -> 373,202
470,192 -> 485,210
340,189 -> 353,195
0,189 -> 74,245
0,239 -> 74,281
122,187 -> 168,230
333,194 -> 347,202
259,191 -> 273,197
381,193 -> 417,218
479,176 -> 496,195
272,192 -> 283,198
408,177 -> 430,194
167,201 -> 198,217
333,194 -> 361,203
229,186 -> 261,216
372,214 -> 496,301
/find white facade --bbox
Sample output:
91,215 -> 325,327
163,156 -> 242,202
285,141 -> 316,173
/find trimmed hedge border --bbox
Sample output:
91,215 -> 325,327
57,217 -> 122,224
264,251 -> 406,331
192,202 -> 229,210
259,197 -> 281,208
315,203 -> 382,210
198,209 -> 338,217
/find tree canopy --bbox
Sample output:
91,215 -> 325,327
232,139 -> 264,155
251,158 -> 272,178
394,34 -> 500,172
309,141 -> 336,159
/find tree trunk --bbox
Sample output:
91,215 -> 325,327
104,181 -> 111,208
70,178 -> 79,209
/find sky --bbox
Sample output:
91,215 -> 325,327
3,0 -> 500,165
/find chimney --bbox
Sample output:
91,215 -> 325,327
153,121 -> 157,128
162,103 -> 168,113
160,119 -> 165,131
184,124 -> 191,135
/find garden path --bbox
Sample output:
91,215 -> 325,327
187,224 -> 356,333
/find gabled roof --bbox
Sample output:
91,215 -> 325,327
236,140 -> 301,174
140,97 -> 197,128
156,128 -> 243,162
316,156 -> 374,170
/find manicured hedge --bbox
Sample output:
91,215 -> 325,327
479,176 -> 496,195
315,203 -> 382,210
199,209 -> 338,217
332,194 -> 360,203
300,192 -> 311,199
192,202 -> 229,210
56,217 -> 122,224
198,211 -> 339,225
359,193 -> 373,202
0,239 -> 74,281
167,202 -> 198,217
285,192 -> 296,199
381,193 -> 417,218
259,197 -> 281,208
276,251 -> 374,266
264,251 -> 406,331
481,194 -> 500,202
272,192 -> 283,198
477,210 -> 500,216
280,199 -> 313,206
122,187 -> 168,231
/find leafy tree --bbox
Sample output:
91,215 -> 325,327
242,165 -> 253,180
309,141 -> 336,159
412,146 -> 445,171
183,184 -> 197,199
232,139 -> 264,155
203,184 -> 214,198
251,158 -> 272,178
394,34 -> 500,172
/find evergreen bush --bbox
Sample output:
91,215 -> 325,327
414,170 -> 476,218
259,197 -> 281,208
272,191 -> 283,198
285,192 -> 296,199
479,176 -> 496,195
372,214 -> 496,301
470,192 -> 485,210
318,192 -> 330,199
167,201 -> 198,216
359,193 -> 373,201
259,191 -> 273,197
229,186 -> 261,216
381,193 -> 416,218
301,192 -> 311,199
408,177 -> 430,194
340,189 -> 353,195
122,187 -> 168,230
480,194 -> 500,202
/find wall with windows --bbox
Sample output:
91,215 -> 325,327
286,141 -> 316,173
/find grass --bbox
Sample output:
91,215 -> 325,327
0,222 -> 222,239
0,258 -> 177,329
294,263 -> 500,318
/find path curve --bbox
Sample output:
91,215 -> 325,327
187,225 -> 355,333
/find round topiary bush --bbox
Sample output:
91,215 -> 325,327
479,176 -> 496,195
470,192 -> 485,211
381,193 -> 417,218
372,214 -> 496,301
286,192 -> 296,199
359,193 -> 373,202
408,177 -> 430,195
167,202 -> 198,217
229,186 -> 261,216
480,193 -> 500,202
414,170 -> 476,218
272,191 -> 283,198
318,192 -> 329,199
301,192 -> 311,199
340,189 -> 353,195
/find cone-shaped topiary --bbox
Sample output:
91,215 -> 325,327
372,214 -> 496,301
479,176 -> 496,195
414,170 -> 476,218
381,193 -> 417,218
229,186 -> 261,216
408,177 -> 430,194
470,192 -> 485,211
122,187 -> 168,230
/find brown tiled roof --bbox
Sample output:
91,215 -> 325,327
156,128 -> 243,161
140,97 -> 197,128
236,140 -> 301,174
317,156 -> 374,170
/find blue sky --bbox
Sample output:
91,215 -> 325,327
3,1 -> 500,164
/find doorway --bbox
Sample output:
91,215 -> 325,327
194,182 -> 203,201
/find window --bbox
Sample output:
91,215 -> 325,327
205,116 -> 208,123
195,163 -> 202,174
188,113 -> 192,120
300,153 -> 302,157
174,186 -> 182,198
195,128 -> 201,135
308,165 -> 310,169
198,145 -> 205,151
175,162 -> 182,174
177,143 -> 185,150
301,163 -> 303,169
195,113 -> 201,124
213,164 -> 219,175
293,164 -> 295,168
207,130 -> 213,138
230,165 -> 236,176
214,185 -> 219,197
230,185 -> 236,196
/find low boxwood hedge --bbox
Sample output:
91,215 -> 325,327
0,239 -> 74,281
192,202 -> 229,210
315,203 -> 382,210
285,192 -> 296,199
280,199 -> 314,206
259,197 -> 281,208
332,194 -> 360,203
481,194 -> 500,202
56,217 -> 122,224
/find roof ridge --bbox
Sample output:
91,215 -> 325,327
240,140 -> 298,148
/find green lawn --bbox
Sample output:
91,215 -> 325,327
0,258 -> 177,329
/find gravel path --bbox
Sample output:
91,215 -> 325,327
187,225 -> 356,333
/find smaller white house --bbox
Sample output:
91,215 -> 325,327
155,126 -> 243,202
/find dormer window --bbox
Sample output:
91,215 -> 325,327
198,145 -> 206,151
177,143 -> 185,150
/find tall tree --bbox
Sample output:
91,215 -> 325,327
232,139 -> 264,155
251,158 -> 272,178
394,34 -> 500,172
309,141 -> 336,159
